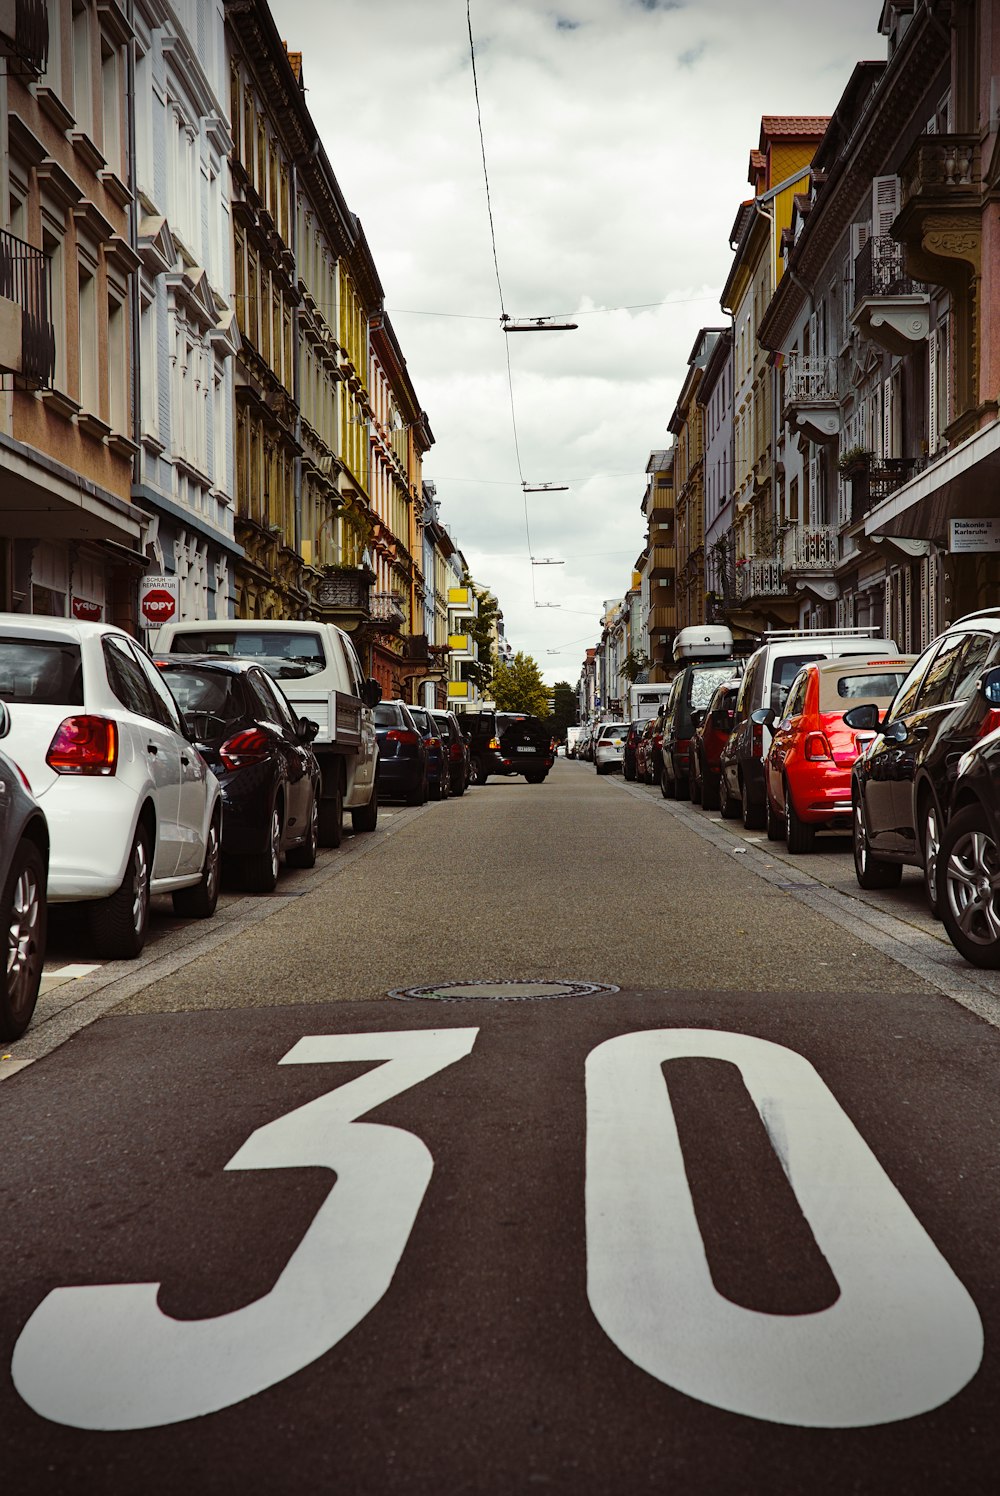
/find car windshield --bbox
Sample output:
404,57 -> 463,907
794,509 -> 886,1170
0,637 -> 84,705
170,631 -> 326,676
158,668 -> 244,726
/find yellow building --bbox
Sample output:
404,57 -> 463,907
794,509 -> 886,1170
668,330 -> 727,630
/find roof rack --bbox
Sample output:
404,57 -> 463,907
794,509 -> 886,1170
760,627 -> 880,640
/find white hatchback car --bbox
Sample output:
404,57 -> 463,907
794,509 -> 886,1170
0,616 -> 222,958
594,722 -> 628,775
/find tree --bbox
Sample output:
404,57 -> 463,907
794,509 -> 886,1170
490,651 -> 549,716
461,573 -> 501,691
548,681 -> 578,741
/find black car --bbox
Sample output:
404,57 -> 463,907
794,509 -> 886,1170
374,700 -> 428,804
409,706 -> 451,801
155,658 -> 321,893
846,610 -> 1000,911
0,701 -> 48,1040
623,721 -> 642,781
660,659 -> 741,800
457,710 -> 553,784
432,709 -> 471,796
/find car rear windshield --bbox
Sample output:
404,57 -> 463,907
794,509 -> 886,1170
409,708 -> 434,734
374,703 -> 403,727
0,637 -> 84,705
170,630 -> 325,677
820,670 -> 910,711
770,653 -> 824,711
159,668 -> 244,727
689,665 -> 736,710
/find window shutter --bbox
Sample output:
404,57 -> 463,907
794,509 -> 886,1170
928,327 -> 939,453
903,566 -> 913,651
881,376 -> 893,459
872,175 -> 900,237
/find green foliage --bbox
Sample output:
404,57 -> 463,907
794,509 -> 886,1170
548,681 -> 578,740
621,650 -> 649,684
461,573 -> 501,690
490,651 -> 550,716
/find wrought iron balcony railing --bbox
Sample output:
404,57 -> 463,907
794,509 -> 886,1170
734,559 -> 783,602
784,354 -> 837,405
0,0 -> 48,75
782,524 -> 838,573
371,590 -> 406,628
854,236 -> 920,305
0,228 -> 55,389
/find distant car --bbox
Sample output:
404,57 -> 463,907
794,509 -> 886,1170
374,700 -> 428,805
660,659 -> 741,800
636,714 -> 663,785
409,706 -> 451,801
689,677 -> 740,809
457,710 -> 553,784
622,721 -> 642,781
847,611 -> 1000,910
432,709 -> 470,796
761,657 -> 914,853
155,657 -> 322,891
594,721 -> 628,774
0,616 -> 222,959
0,701 -> 48,1040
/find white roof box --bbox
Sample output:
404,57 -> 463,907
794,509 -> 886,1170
672,624 -> 733,662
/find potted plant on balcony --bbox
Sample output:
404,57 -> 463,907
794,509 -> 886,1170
837,445 -> 872,478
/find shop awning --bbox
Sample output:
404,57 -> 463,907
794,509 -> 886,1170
865,419 -> 1000,542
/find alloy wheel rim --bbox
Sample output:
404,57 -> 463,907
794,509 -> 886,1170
269,809 -> 281,878
924,805 -> 940,902
854,800 -> 868,873
205,822 -> 220,901
944,828 -> 1000,947
7,867 -> 42,1016
132,839 -> 149,933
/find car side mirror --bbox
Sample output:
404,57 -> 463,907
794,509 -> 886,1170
0,700 -> 9,739
690,708 -> 705,729
361,678 -> 382,709
750,707 -> 775,728
843,702 -> 881,731
181,711 -> 206,745
297,717 -> 320,744
980,666 -> 1000,706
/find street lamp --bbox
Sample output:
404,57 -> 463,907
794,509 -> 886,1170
522,482 -> 569,493
502,315 -> 578,333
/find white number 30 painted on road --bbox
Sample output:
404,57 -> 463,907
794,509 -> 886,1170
12,1027 -> 984,1431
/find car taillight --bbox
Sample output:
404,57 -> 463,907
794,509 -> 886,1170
46,716 -> 118,776
219,727 -> 271,771
450,742 -> 462,759
489,737 -> 500,750
976,708 -> 1000,741
803,731 -> 833,761
386,728 -> 418,746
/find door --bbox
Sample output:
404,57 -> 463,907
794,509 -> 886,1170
132,642 -> 211,878
247,669 -> 311,843
886,632 -> 969,849
102,636 -> 182,879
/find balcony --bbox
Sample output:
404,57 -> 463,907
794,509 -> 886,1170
649,543 -> 675,579
312,564 -> 373,617
900,134 -> 981,213
0,228 -> 55,389
783,354 -> 839,444
0,0 -> 48,75
734,559 -> 783,602
645,602 -> 676,638
843,456 -> 918,524
370,590 -> 406,631
645,482 -> 675,524
851,236 -> 930,354
402,632 -> 429,665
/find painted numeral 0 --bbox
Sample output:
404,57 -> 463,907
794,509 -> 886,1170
12,1029 -> 479,1430
585,1029 -> 983,1427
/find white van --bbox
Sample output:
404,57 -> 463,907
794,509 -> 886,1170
155,618 -> 379,846
629,682 -> 674,723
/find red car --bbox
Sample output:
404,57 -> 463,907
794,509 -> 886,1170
635,714 -> 664,785
689,677 -> 740,809
762,656 -> 914,853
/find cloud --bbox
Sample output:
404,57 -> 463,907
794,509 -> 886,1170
678,40 -> 707,67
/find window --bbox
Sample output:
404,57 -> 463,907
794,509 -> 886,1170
101,36 -> 121,172
951,633 -> 994,701
784,671 -> 810,718
913,634 -> 966,711
104,636 -> 158,719
77,264 -> 98,412
0,638 -> 83,705
107,293 -> 127,432
72,0 -> 92,134
251,671 -> 297,731
128,641 -> 184,733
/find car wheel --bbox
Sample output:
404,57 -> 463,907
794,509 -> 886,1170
452,772 -> 466,798
852,792 -> 902,890
350,783 -> 379,834
470,756 -> 488,787
524,771 -> 545,784
701,758 -> 720,811
718,768 -> 739,820
675,766 -> 689,801
289,794 -> 321,865
242,800 -> 282,893
921,796 -> 943,918
90,824 -> 151,959
1,838 -> 46,1041
173,811 -> 222,917
765,788 -> 784,841
689,760 -> 702,805
939,804 -> 1000,968
660,762 -> 675,800
784,783 -> 815,855
741,775 -> 765,831
318,773 -> 343,847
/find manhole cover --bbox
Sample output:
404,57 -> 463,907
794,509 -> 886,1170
388,979 -> 619,1003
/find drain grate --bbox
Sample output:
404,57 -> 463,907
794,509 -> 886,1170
388,979 -> 619,1003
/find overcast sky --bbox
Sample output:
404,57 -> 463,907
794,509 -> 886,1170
268,0 -> 887,684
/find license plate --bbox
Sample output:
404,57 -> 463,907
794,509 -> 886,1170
516,746 -> 535,754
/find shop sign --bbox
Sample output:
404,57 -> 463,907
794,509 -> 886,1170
949,518 -> 1000,553
71,597 -> 102,621
139,575 -> 180,626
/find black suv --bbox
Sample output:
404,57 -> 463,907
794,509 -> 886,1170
659,659 -> 742,800
457,710 -> 554,785
847,609 -> 1000,913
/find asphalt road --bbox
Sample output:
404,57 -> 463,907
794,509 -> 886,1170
2,759 -> 999,1492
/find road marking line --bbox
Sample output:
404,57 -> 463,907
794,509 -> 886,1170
38,963 -> 102,996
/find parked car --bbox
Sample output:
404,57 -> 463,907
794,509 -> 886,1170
0,616 -> 222,959
846,611 -> 1000,911
156,618 -> 380,846
622,721 -> 642,781
719,629 -> 898,829
594,721 -> 628,774
457,710 -> 554,784
760,656 -> 914,853
432,709 -> 471,796
374,700 -> 428,804
689,677 -> 740,809
931,674 -> 1000,966
0,701 -> 48,1040
660,659 -> 741,800
636,714 -> 663,785
154,658 -> 322,891
409,707 -> 451,801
